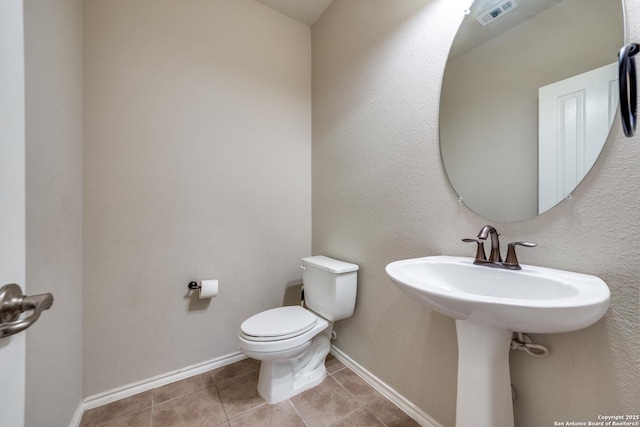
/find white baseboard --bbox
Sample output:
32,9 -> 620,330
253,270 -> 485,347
70,351 -> 246,427
330,346 -> 443,427
68,404 -> 84,427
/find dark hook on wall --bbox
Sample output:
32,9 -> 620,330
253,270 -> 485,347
619,43 -> 639,137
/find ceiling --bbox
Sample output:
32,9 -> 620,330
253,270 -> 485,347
254,0 -> 333,26
449,0 -> 563,60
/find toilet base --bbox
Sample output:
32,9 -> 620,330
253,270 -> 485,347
257,359 -> 327,403
256,333 -> 331,403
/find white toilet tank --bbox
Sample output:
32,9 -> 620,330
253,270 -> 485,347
301,256 -> 359,321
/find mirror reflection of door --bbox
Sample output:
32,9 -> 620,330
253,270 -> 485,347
538,63 -> 619,214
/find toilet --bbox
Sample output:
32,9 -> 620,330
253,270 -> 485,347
238,255 -> 358,403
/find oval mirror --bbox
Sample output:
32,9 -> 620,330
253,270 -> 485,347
440,0 -> 624,222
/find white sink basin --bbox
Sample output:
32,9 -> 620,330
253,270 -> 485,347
386,255 -> 610,333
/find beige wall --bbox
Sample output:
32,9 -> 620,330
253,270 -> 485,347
83,0 -> 311,396
312,0 -> 640,426
24,0 -> 84,425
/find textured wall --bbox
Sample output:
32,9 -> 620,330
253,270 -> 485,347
83,0 -> 311,396
24,0 -> 84,425
312,0 -> 640,426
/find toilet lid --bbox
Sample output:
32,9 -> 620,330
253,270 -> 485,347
241,306 -> 319,341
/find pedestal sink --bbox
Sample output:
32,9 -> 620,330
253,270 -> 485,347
385,256 -> 610,427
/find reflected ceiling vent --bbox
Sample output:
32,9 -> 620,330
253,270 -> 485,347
476,0 -> 518,26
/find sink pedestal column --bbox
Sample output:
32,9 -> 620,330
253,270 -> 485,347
455,320 -> 514,427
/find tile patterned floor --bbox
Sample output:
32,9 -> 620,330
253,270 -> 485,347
79,355 -> 421,427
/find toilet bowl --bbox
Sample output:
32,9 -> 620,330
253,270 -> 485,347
238,256 -> 359,404
239,305 -> 332,403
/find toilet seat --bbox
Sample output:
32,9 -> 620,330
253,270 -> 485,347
239,306 -> 329,354
240,306 -> 319,342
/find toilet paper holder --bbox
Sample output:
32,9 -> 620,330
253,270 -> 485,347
187,279 -> 219,299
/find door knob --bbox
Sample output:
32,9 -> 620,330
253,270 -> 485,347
0,283 -> 53,338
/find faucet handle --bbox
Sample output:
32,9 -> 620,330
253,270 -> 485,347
505,242 -> 537,268
462,238 -> 487,263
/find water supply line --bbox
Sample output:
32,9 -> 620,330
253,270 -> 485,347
511,332 -> 549,358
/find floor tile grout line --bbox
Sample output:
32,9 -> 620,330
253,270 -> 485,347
330,365 -> 407,413
328,368 -> 394,427
370,409 -> 390,427
286,398 -> 311,427
329,369 -> 365,405
327,405 -> 366,427
309,371 -> 369,427
215,367 -> 268,422
150,372 -> 215,409
212,379 -> 232,423
152,367 -> 261,427
327,365 -> 347,375
225,401 -> 269,423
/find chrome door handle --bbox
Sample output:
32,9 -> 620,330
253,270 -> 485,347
0,283 -> 53,338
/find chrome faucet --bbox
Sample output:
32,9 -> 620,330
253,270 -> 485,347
463,225 -> 536,270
